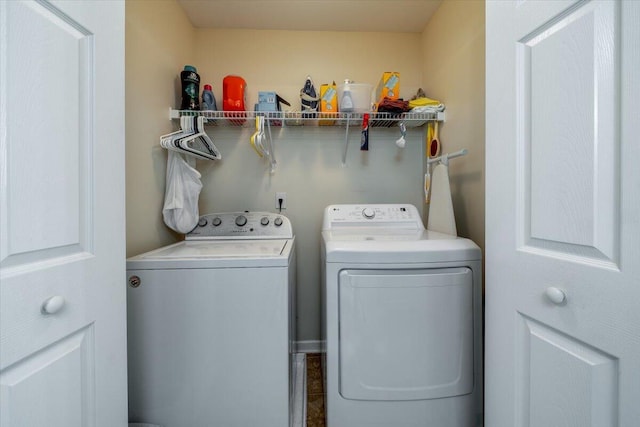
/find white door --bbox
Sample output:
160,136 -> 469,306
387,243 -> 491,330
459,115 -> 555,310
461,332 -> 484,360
0,1 -> 126,426
486,1 -> 640,426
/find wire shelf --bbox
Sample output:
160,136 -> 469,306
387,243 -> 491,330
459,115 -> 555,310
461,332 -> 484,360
169,108 -> 444,128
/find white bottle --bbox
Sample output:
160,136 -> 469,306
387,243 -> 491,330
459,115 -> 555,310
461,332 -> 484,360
341,79 -> 354,112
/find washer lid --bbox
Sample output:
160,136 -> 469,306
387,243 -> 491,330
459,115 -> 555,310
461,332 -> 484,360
127,239 -> 294,269
322,230 -> 480,263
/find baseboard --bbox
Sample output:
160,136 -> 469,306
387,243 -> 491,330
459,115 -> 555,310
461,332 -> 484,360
295,340 -> 326,354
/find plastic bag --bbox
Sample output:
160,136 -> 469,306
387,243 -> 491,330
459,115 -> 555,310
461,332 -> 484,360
162,151 -> 203,234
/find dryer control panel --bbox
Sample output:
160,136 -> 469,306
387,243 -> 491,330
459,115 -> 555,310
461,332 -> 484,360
322,204 -> 425,230
187,211 -> 293,239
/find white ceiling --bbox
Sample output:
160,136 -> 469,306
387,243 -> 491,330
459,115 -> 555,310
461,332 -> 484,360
177,0 -> 443,33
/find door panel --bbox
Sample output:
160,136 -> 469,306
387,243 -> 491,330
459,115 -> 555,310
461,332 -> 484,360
516,315 -> 618,427
0,327 -> 95,427
486,1 -> 640,426
0,1 -> 126,426
516,0 -> 619,265
1,0 -> 93,266
338,268 -> 473,401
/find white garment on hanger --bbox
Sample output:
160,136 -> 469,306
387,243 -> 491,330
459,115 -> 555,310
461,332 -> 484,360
162,151 -> 203,234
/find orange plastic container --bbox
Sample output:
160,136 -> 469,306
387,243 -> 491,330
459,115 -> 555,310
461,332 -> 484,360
223,75 -> 247,124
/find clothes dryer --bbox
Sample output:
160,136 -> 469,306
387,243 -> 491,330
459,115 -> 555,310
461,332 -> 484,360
126,212 -> 296,427
321,204 -> 482,427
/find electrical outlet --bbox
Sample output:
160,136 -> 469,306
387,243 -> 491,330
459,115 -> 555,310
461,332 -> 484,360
275,192 -> 287,210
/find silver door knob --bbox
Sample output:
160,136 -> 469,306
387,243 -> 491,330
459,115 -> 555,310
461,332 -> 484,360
41,295 -> 66,315
545,287 -> 566,305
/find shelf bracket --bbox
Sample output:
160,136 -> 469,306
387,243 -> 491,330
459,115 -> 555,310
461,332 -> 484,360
341,114 -> 351,166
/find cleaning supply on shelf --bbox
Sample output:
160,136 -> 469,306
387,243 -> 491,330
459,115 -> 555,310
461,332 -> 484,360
180,65 -> 200,110
319,81 -> 338,125
300,76 -> 319,118
256,91 -> 290,126
340,80 -> 354,112
374,71 -> 400,107
360,113 -> 369,151
338,80 -> 373,113
223,75 -> 247,124
201,84 -> 217,111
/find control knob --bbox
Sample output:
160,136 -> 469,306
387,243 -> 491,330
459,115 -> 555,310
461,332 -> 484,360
212,217 -> 222,227
260,217 -> 270,226
198,217 -> 208,227
362,207 -> 375,219
274,217 -> 283,227
235,215 -> 247,227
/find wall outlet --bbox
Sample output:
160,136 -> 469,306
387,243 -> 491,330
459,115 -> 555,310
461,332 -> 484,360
275,192 -> 287,210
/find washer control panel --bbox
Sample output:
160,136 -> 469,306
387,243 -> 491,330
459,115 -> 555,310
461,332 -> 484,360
322,204 -> 424,230
187,211 -> 293,239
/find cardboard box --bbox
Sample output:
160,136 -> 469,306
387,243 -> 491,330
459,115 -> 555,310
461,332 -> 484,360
319,83 -> 338,125
257,91 -> 279,112
375,71 -> 400,105
256,91 -> 290,126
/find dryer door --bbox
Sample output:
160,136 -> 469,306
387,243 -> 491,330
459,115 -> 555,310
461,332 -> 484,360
339,267 -> 473,401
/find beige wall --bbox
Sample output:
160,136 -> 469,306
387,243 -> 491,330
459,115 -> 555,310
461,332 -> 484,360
193,30 -> 426,342
125,0 -> 196,256
421,0 -> 486,254
194,29 -> 423,110
125,0 -> 486,342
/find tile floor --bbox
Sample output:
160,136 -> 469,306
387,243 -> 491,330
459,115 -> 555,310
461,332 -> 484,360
306,353 -> 326,427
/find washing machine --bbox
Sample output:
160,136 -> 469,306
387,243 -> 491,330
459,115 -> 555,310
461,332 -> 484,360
321,204 -> 483,427
126,211 -> 296,427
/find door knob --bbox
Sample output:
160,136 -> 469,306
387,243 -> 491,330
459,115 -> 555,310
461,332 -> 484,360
41,295 -> 66,315
545,287 -> 566,305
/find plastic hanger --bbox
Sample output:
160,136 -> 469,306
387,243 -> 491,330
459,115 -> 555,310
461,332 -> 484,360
250,115 -> 267,157
249,115 -> 277,173
160,115 -> 221,160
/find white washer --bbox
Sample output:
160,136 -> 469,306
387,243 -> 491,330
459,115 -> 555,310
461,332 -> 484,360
126,212 -> 296,427
321,204 -> 483,427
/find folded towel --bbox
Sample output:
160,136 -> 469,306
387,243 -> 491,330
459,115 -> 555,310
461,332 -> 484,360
409,96 -> 443,108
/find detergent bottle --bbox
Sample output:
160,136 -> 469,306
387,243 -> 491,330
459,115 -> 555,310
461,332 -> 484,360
223,75 -> 247,124
180,65 -> 200,110
201,84 -> 217,111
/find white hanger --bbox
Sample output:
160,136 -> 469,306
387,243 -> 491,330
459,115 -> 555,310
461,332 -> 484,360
160,115 -> 221,160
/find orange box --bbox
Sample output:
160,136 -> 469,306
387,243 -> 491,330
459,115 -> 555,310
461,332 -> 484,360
375,71 -> 400,104
319,82 -> 338,125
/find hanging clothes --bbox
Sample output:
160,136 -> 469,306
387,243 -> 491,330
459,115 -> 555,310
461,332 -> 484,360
162,151 -> 203,234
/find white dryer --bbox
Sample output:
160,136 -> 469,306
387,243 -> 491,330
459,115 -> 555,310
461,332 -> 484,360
126,211 -> 296,427
321,204 -> 482,427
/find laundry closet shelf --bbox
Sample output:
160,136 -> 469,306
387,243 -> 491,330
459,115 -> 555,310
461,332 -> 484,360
169,108 -> 444,128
